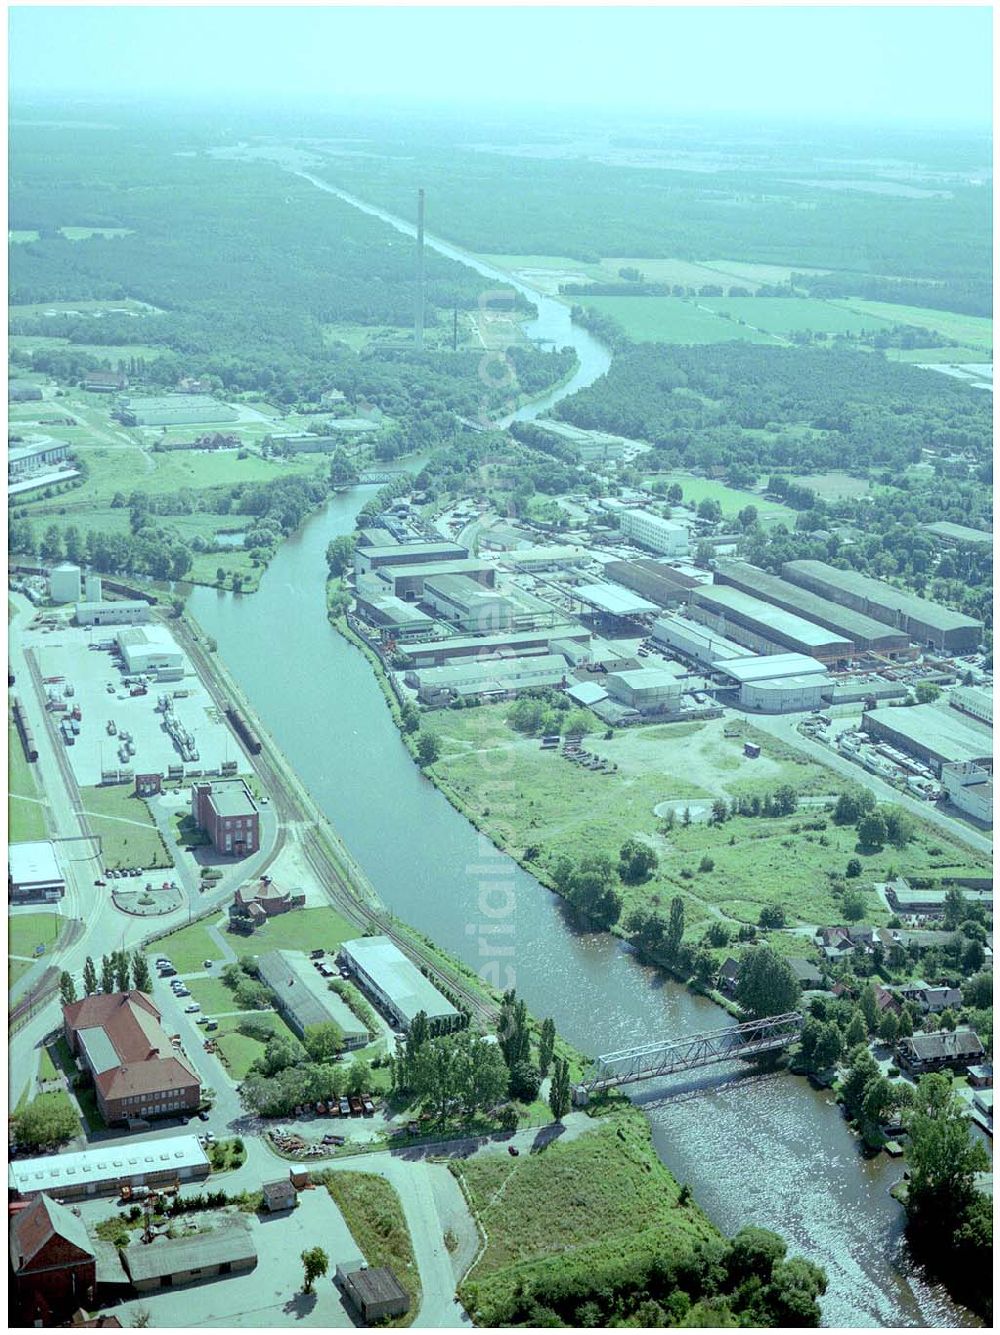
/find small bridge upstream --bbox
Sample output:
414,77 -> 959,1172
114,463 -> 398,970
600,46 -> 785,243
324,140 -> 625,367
574,1012 -> 803,1102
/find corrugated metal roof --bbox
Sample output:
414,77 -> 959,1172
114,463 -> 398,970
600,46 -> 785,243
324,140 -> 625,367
717,653 -> 828,684
341,936 -> 457,1025
574,583 -> 659,616
122,1221 -> 255,1282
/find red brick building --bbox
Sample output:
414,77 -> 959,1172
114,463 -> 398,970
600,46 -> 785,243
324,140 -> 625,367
9,1195 -> 97,1325
62,992 -> 200,1125
190,779 -> 260,858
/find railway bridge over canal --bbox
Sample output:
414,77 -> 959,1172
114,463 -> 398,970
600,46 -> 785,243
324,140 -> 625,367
575,1011 -> 803,1101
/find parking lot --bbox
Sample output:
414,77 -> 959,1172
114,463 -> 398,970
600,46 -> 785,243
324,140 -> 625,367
31,623 -> 238,785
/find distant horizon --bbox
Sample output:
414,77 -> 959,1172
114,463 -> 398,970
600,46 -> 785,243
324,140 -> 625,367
8,6 -> 992,129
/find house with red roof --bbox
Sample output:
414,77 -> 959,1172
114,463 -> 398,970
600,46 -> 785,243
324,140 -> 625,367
10,1194 -> 97,1325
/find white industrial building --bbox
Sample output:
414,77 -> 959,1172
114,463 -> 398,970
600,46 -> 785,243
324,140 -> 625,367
116,625 -> 185,677
9,1136 -> 211,1202
651,613 -> 752,666
406,653 -> 568,705
573,583 -> 659,619
603,503 -> 689,558
421,573 -> 515,632
498,545 -> 591,571
49,563 -> 82,604
8,841 -> 65,903
940,761 -> 993,825
605,665 -> 685,714
950,685 -> 993,727
75,600 -> 151,627
716,653 -> 831,713
9,439 -> 71,477
339,935 -> 458,1030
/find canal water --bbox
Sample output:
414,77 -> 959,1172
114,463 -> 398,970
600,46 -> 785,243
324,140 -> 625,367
189,491 -> 973,1328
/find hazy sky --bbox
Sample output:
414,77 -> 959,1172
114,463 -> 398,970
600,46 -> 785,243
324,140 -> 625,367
8,5 -> 993,126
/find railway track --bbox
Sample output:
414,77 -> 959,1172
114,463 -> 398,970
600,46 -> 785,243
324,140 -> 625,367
170,612 -> 498,1025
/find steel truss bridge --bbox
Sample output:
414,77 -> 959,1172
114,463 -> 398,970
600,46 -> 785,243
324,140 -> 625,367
579,1012 -> 803,1094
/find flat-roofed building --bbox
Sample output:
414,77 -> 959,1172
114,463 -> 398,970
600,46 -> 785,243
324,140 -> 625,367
9,1136 -> 211,1202
116,395 -> 238,428
63,992 -> 201,1125
572,583 -> 659,619
941,761 -> 993,825
949,685 -> 993,726
716,653 -> 829,685
9,439 -> 71,477
689,585 -> 852,662
355,541 -> 468,576
376,559 -> 495,600
605,666 -> 685,714
422,573 -> 516,631
400,626 -> 588,669
604,559 -> 700,608
886,880 -> 992,917
406,653 -> 568,705
713,559 -> 910,655
602,502 -> 689,558
337,1264 -> 410,1322
651,613 -> 752,667
256,949 -> 368,1046
191,778 -> 260,857
922,521 -> 992,549
340,935 -> 459,1030
782,560 -> 983,653
498,545 -> 590,571
9,840 -> 65,902
116,625 -> 184,676
740,674 -> 831,713
74,600 -> 150,627
354,589 -> 436,638
862,703 -> 993,775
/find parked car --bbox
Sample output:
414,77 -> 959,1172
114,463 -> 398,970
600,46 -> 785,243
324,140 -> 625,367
94,879 -> 106,887
198,1110 -> 211,1122
196,1016 -> 209,1026
184,1003 -> 200,1014
205,1020 -> 218,1032
339,1098 -> 350,1116
202,960 -> 213,969
508,1145 -> 520,1156
159,966 -> 177,977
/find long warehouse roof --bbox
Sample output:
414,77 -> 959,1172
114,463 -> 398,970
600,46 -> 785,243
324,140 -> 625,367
573,582 -> 660,616
717,653 -> 828,684
692,584 -> 852,651
10,1136 -> 210,1196
865,703 -> 994,764
783,560 -> 983,633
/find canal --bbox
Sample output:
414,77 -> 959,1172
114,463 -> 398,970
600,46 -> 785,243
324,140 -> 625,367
189,489 -> 973,1328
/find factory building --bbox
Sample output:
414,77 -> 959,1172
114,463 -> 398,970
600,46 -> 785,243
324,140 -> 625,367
713,559 -> 910,656
9,439 -> 71,477
688,584 -> 852,662
572,582 -> 659,621
715,653 -> 831,714
551,636 -> 635,672
862,704 -> 993,775
782,560 -> 983,654
603,503 -> 689,558
400,626 -> 588,669
603,559 -> 700,609
421,573 -> 516,631
8,840 -> 65,902
256,950 -> 369,1046
922,521 -> 992,550
605,665 -> 685,714
116,395 -> 238,427
9,1136 -> 211,1202
498,545 -> 590,571
406,653 -> 568,705
376,559 -> 495,600
115,625 -> 185,677
885,880 -> 992,917
940,762 -> 993,825
949,685 -> 993,727
355,540 -> 468,577
191,778 -> 260,857
63,993 -> 201,1125
650,613 -> 752,667
50,562 -> 82,604
75,600 -> 151,627
339,935 -> 459,1031
353,589 -> 436,639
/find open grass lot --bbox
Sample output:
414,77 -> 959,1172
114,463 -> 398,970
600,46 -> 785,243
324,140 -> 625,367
9,912 -> 65,957
573,295 -> 780,344
8,959 -> 34,990
643,471 -> 798,529
829,299 -> 993,354
323,1172 -> 420,1326
212,1013 -> 297,1079
894,345 -> 990,364
79,785 -> 171,870
455,1111 -> 719,1326
8,334 -> 165,362
699,295 -> 896,336
9,722 -> 48,842
425,706 -> 990,932
146,921 -> 221,973
786,471 -> 872,500
222,905 -> 356,955
184,976 -> 243,1015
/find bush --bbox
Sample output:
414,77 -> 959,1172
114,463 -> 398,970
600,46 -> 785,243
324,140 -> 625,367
698,856 -> 715,873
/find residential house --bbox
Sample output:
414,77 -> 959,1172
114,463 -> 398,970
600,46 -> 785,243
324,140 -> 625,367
896,982 -> 963,1013
787,958 -> 826,990
717,957 -> 740,995
10,1194 -> 97,1325
873,985 -> 901,1017
968,1064 -> 993,1089
896,1028 -> 984,1075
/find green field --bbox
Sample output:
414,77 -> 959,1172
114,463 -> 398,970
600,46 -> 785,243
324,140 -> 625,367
572,295 -> 781,344
323,1173 -> 420,1326
79,785 -> 172,870
786,471 -> 872,500
424,706 -> 990,933
8,334 -> 165,362
146,920 -> 221,973
184,976 -> 243,1015
213,1013 -> 296,1079
222,906 -> 356,955
644,472 -> 798,528
8,722 -> 47,842
455,1111 -> 719,1326
9,912 -> 64,957
699,295 -> 895,336
830,299 -> 993,354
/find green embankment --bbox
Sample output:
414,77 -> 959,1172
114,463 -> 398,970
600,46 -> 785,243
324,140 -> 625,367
324,1172 -> 421,1326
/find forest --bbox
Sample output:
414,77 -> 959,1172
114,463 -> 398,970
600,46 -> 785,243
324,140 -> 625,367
551,342 -> 992,473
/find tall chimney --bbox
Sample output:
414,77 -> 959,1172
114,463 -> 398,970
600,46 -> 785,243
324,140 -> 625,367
415,188 -> 426,350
